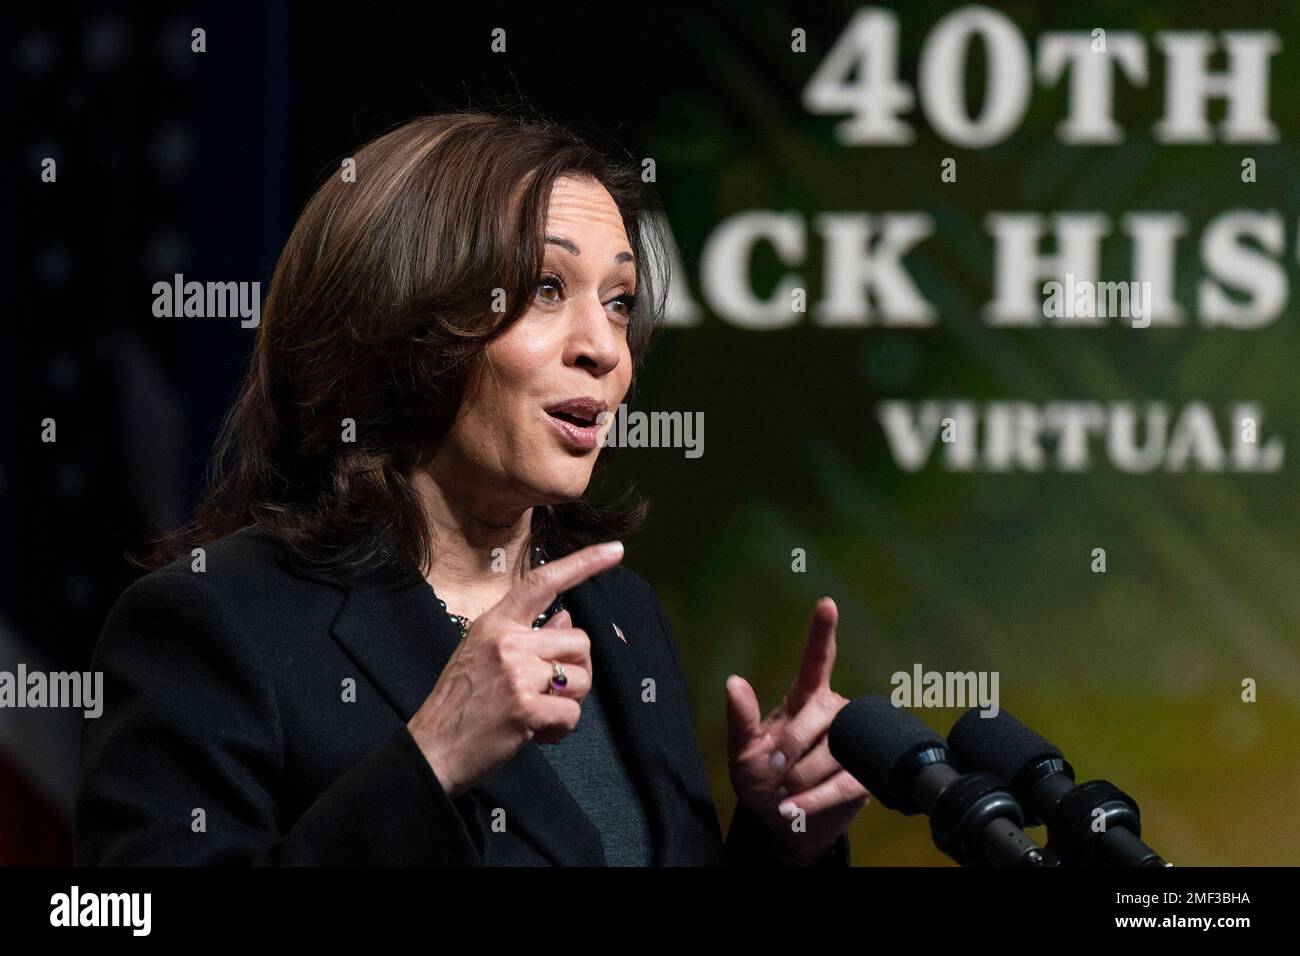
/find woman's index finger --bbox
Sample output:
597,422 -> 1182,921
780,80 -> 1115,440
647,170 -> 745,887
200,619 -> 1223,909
495,541 -> 624,626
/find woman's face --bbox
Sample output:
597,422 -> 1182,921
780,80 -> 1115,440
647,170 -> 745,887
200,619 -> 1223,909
437,174 -> 637,516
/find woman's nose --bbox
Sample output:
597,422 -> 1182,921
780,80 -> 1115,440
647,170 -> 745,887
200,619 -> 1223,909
566,295 -> 622,373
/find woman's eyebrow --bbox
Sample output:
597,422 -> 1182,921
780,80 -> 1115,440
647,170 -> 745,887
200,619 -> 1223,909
545,235 -> 635,264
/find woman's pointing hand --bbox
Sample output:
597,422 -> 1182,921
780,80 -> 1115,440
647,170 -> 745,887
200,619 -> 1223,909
725,596 -> 869,865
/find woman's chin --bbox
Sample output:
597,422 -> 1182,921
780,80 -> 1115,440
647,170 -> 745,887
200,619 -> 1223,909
529,470 -> 594,506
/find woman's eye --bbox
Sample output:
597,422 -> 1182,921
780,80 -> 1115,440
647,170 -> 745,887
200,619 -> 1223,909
536,274 -> 563,303
608,294 -> 636,321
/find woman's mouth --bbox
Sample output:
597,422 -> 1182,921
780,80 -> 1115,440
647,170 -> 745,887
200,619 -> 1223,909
544,399 -> 607,451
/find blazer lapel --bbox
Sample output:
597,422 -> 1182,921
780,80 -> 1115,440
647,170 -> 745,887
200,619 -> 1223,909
326,563 -> 605,865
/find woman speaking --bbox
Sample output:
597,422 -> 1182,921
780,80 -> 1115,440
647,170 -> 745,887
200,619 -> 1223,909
75,111 -> 869,866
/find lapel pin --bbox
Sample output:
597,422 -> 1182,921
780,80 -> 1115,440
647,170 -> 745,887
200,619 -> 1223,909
613,622 -> 627,644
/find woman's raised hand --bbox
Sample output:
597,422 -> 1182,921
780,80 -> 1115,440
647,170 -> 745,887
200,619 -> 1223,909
406,541 -> 625,799
725,596 -> 870,864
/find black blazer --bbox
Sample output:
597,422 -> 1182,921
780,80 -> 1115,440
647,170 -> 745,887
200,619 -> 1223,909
75,527 -> 850,866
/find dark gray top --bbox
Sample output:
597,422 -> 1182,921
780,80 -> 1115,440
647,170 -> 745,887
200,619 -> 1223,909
537,672 -> 655,866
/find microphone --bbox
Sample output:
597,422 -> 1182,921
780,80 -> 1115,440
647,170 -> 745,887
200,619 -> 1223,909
828,694 -> 1055,867
947,708 -> 1169,867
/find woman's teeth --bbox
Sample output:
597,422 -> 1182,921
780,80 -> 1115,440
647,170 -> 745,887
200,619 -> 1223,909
550,411 -> 592,427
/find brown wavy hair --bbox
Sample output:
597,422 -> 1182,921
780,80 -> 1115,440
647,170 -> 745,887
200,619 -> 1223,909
138,110 -> 670,575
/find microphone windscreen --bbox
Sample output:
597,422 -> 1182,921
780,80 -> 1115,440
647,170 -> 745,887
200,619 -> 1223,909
829,694 -> 945,810
948,708 -> 1062,783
